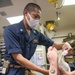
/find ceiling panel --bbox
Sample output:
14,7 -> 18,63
0,0 -> 75,34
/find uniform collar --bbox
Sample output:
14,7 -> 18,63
18,20 -> 37,42
29,29 -> 37,42
18,20 -> 27,34
18,20 -> 37,34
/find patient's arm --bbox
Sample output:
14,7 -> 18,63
47,47 -> 60,75
59,67 -> 75,75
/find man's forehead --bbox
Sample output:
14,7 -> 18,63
39,10 -> 41,14
33,8 -> 41,14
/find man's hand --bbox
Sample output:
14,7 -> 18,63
44,70 -> 49,75
62,42 -> 73,55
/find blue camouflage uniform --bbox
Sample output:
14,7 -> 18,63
3,20 -> 54,75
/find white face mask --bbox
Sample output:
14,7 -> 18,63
25,13 -> 39,29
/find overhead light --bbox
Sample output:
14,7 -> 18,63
57,17 -> 60,21
7,15 -> 23,24
46,23 -> 55,30
48,0 -> 64,9
56,11 -> 60,21
63,0 -> 75,6
46,20 -> 55,31
48,0 -> 57,3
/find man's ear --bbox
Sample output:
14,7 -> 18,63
23,10 -> 28,16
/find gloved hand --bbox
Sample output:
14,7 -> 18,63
62,42 -> 73,55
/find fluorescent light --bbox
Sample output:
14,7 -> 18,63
57,17 -> 60,21
7,15 -> 23,24
64,0 -> 75,6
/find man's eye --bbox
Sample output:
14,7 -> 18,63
34,15 -> 38,18
34,15 -> 40,19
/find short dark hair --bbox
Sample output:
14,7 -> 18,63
23,3 -> 42,13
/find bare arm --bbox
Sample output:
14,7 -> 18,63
12,53 -> 49,75
70,71 -> 75,75
52,43 -> 73,56
52,43 -> 63,50
59,67 -> 75,75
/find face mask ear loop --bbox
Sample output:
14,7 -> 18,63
25,12 -> 40,29
27,12 -> 31,19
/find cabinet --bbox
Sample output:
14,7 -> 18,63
0,42 -> 6,74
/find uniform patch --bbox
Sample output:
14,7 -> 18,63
33,39 -> 39,43
20,29 -> 23,32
